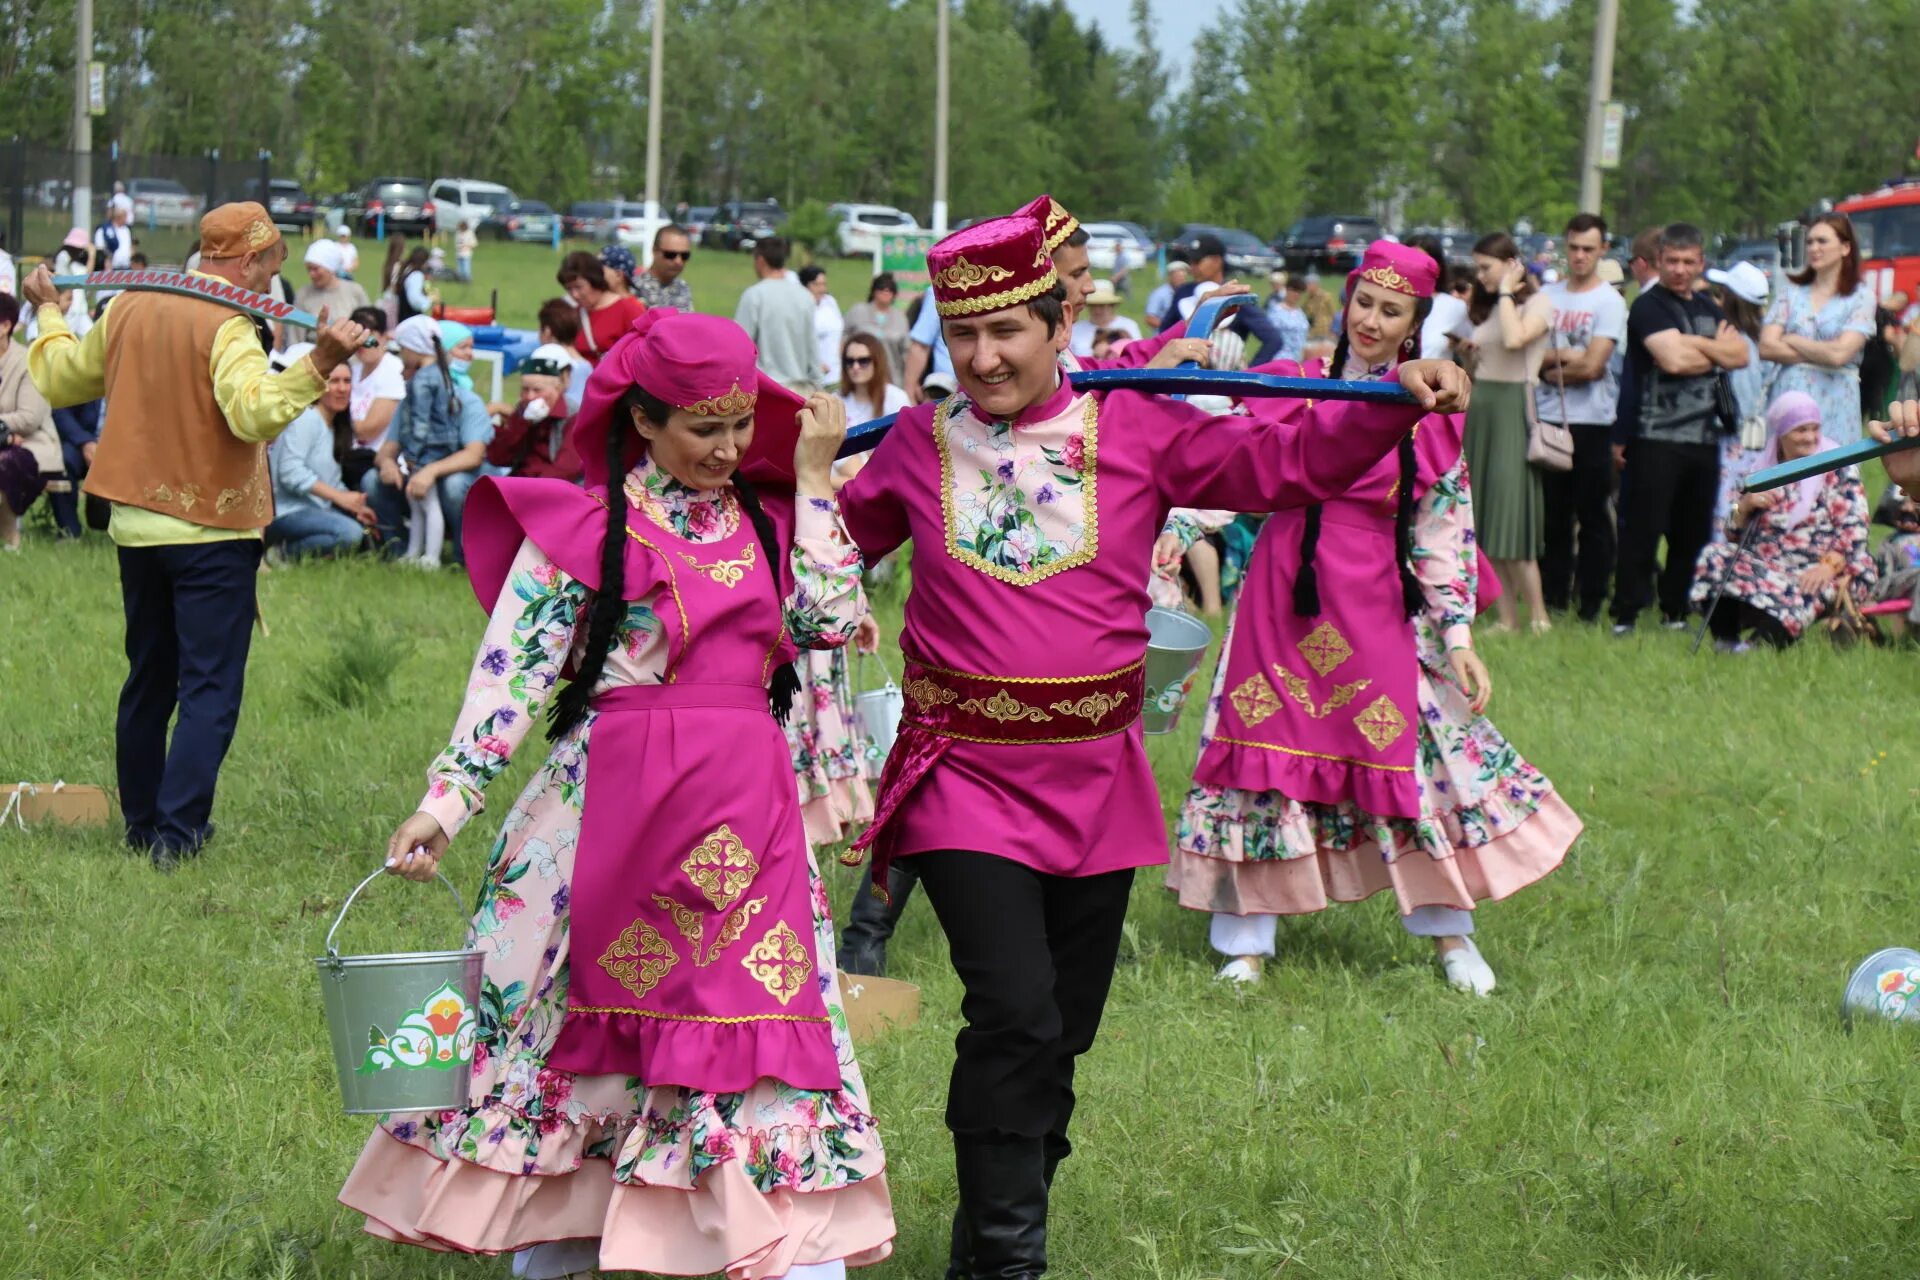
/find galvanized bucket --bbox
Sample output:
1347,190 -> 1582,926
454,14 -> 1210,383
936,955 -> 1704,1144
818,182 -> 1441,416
1841,947 -> 1920,1030
1142,607 -> 1214,736
855,651 -> 905,774
315,867 -> 484,1115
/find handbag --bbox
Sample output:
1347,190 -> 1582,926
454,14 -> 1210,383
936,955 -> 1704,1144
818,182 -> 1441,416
1527,330 -> 1574,472
1825,578 -> 1881,649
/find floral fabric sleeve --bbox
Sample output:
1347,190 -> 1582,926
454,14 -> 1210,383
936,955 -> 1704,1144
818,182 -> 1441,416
1842,285 -> 1877,339
1832,471 -> 1876,585
785,495 -> 868,651
419,537 -> 590,840
1411,458 -> 1477,651
1159,507 -> 1236,553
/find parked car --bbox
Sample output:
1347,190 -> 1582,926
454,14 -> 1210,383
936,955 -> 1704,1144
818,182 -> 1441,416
1081,221 -> 1151,273
244,178 -> 317,233
565,201 -> 615,240
345,177 -> 434,237
1275,214 -> 1383,274
1720,239 -> 1781,275
489,199 -> 559,243
127,177 -> 200,228
430,177 -> 516,236
1401,225 -> 1477,266
1171,223 -> 1280,276
830,203 -> 920,258
704,200 -> 786,251
681,205 -> 717,241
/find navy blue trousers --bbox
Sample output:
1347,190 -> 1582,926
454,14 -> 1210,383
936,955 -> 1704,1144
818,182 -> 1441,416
115,540 -> 260,854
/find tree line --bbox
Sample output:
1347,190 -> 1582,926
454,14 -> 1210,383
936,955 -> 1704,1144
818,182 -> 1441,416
3,0 -> 1917,240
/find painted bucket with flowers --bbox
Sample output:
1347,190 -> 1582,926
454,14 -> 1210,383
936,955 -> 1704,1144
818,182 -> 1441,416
1842,947 -> 1920,1030
315,867 -> 484,1114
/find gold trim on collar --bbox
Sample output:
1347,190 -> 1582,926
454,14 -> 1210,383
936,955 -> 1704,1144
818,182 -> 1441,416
936,393 -> 1098,587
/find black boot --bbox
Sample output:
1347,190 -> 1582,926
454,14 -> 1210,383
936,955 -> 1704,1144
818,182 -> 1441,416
837,861 -> 921,977
945,1206 -> 973,1280
953,1135 -> 1049,1279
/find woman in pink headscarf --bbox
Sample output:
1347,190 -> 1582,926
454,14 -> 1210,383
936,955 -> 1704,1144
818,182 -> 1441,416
1169,241 -> 1581,998
338,309 -> 894,1279
1690,389 -> 1874,650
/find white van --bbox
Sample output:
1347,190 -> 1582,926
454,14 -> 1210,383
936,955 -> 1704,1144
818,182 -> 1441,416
431,177 -> 517,236
830,203 -> 920,258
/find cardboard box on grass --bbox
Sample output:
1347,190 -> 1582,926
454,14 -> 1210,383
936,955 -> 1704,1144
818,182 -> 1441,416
1,783 -> 114,827
837,973 -> 920,1041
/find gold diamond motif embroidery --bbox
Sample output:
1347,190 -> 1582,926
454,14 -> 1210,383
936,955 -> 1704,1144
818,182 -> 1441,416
702,895 -> 768,966
598,919 -> 678,1000
1298,622 -> 1353,677
680,825 -> 760,911
1230,672 -> 1282,728
1354,695 -> 1409,751
652,894 -> 703,951
742,920 -> 814,1006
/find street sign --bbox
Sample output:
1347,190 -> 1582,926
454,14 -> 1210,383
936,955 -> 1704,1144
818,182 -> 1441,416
87,62 -> 105,115
1598,102 -> 1625,169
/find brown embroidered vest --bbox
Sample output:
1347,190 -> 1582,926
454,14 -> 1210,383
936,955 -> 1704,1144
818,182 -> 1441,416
85,290 -> 276,529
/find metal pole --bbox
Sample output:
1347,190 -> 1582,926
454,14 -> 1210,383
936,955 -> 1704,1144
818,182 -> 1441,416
258,148 -> 271,207
1578,0 -> 1619,214
641,0 -> 665,260
932,0 -> 949,237
71,0 -> 92,233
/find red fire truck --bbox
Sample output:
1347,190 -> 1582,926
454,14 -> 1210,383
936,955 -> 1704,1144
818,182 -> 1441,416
1836,179 -> 1920,303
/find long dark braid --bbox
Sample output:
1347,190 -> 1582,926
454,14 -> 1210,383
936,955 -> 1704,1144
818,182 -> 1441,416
546,399 -> 633,742
1293,316 -> 1427,621
732,473 -> 802,725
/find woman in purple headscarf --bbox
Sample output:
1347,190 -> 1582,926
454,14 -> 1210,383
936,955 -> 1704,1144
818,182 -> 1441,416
1690,389 -> 1875,650
338,309 -> 894,1279
1170,242 -> 1581,998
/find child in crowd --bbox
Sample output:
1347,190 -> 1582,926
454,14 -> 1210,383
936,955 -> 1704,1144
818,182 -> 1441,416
389,315 -> 465,567
455,221 -> 477,283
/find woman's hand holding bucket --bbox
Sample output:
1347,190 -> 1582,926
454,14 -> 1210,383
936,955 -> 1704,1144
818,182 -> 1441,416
385,811 -> 450,882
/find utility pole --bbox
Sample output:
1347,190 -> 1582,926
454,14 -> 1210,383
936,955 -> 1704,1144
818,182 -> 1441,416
932,0 -> 950,237
643,0 -> 665,239
72,0 -> 93,233
1578,0 -> 1620,215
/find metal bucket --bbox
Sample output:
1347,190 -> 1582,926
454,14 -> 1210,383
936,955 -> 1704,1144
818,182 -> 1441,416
1841,947 -> 1920,1029
855,652 -> 905,776
315,867 -> 484,1114
1142,607 -> 1214,736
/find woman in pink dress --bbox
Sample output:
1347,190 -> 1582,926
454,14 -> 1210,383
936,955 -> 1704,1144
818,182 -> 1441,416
1169,242 -> 1581,997
339,310 -> 894,1279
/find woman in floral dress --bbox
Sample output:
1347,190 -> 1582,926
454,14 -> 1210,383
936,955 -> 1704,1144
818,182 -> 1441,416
1759,213 -> 1878,446
1168,241 -> 1581,998
1690,390 -> 1874,650
339,310 -> 893,1280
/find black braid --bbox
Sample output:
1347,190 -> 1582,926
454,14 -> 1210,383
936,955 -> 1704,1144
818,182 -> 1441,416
546,407 -> 631,742
1291,330 -> 1353,618
1394,434 -> 1422,618
732,473 -> 802,724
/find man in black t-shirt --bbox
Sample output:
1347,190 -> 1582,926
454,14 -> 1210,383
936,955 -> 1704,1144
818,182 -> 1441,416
1610,223 -> 1751,633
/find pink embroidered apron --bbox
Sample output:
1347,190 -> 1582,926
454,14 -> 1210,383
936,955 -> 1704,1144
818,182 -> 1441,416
1192,405 -> 1464,820
544,508 -> 841,1093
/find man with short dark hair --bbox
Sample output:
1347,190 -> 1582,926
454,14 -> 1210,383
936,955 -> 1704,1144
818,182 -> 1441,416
1611,222 -> 1750,633
1538,212 -> 1629,621
734,235 -> 819,392
535,298 -> 594,414
1159,231 -> 1290,358
636,223 -> 694,312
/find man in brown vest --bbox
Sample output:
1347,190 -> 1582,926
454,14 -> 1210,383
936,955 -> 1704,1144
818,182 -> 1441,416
22,202 -> 368,868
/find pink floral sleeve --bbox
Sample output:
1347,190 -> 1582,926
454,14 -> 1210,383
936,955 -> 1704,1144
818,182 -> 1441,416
1411,459 -> 1477,652
785,496 -> 868,650
419,538 -> 588,840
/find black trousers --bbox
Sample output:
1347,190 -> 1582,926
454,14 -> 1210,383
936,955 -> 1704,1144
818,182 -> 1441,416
913,850 -> 1135,1164
1611,440 -> 1720,626
1540,422 -> 1617,619
115,541 -> 261,854
1707,598 -> 1795,647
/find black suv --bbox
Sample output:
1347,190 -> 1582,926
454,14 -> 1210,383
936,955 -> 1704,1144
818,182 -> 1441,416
705,200 -> 786,252
1275,214 -> 1383,274
245,178 -> 317,234
344,177 -> 434,238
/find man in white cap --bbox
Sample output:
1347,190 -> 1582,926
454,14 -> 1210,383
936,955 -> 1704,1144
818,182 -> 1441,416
94,193 -> 135,272
333,224 -> 360,280
290,238 -> 369,345
483,344 -> 581,481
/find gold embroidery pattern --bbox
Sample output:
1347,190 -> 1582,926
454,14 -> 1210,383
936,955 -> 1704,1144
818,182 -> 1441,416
1358,264 -> 1416,295
1033,249 -> 1050,269
1298,622 -> 1353,677
904,675 -> 958,716
684,381 -> 756,417
742,921 -> 814,1007
1229,672 -> 1283,728
652,894 -> 703,951
1207,733 -> 1414,773
1048,691 -> 1129,722
598,919 -> 678,1000
931,254 -> 1015,292
588,492 -> 694,678
215,487 -> 245,515
1042,198 -> 1078,251
1355,695 -> 1409,750
938,394 -> 1098,586
568,1004 -> 828,1025
934,266 -> 1060,317
681,825 -> 760,911
702,896 -> 767,966
679,541 -> 757,587
175,483 -> 202,513
957,688 -> 1054,724
1275,664 -> 1372,720
148,484 -> 175,506
245,217 -> 277,248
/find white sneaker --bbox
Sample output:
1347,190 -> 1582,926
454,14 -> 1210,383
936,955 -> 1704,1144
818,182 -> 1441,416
1216,957 -> 1263,984
1440,939 -> 1496,996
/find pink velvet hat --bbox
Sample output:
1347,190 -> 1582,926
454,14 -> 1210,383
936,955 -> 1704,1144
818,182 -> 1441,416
1346,239 -> 1440,300
927,214 -> 1058,318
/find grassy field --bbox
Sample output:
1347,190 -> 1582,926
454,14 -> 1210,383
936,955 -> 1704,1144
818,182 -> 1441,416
5,527 -> 1920,1280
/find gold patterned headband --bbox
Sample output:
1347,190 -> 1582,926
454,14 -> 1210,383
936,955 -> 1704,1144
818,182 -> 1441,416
1043,199 -> 1078,253
935,265 -> 1059,317
931,255 -> 1016,292
1357,263 -> 1416,295
683,380 -> 756,416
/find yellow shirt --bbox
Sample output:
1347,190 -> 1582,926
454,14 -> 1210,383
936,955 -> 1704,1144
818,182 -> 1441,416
27,272 -> 327,546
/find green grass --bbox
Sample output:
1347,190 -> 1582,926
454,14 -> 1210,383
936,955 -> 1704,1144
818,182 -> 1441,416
5,531 -> 1920,1280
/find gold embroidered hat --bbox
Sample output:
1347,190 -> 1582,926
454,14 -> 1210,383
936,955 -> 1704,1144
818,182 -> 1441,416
199,202 -> 281,259
1346,239 -> 1438,299
1014,194 -> 1080,255
927,214 -> 1059,318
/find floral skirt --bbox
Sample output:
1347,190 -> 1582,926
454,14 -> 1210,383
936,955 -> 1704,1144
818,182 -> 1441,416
338,720 -> 894,1278
1170,653 -> 1578,919
786,649 -> 874,848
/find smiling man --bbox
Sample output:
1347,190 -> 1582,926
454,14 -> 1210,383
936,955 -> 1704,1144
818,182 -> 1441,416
836,211 -> 1468,1280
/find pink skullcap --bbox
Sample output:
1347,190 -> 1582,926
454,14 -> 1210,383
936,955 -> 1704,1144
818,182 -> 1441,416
1347,240 -> 1439,300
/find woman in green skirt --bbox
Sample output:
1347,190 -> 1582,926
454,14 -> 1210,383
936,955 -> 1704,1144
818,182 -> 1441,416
1461,232 -> 1554,632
